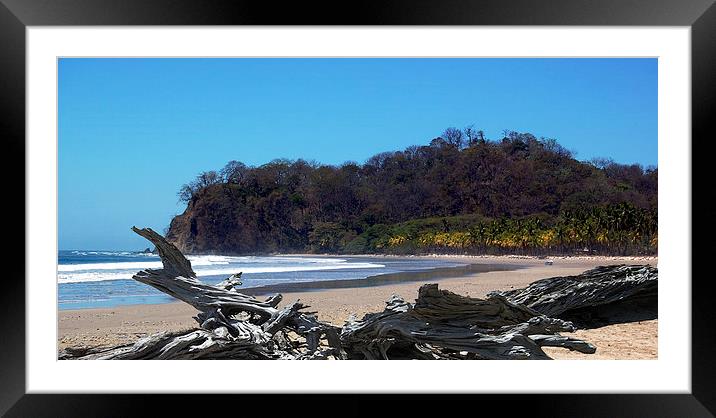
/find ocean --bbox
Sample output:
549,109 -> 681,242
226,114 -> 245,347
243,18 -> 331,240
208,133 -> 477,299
57,250 -> 470,310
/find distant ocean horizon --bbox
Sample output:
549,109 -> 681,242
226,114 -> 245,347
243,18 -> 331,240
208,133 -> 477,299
57,250 -> 469,310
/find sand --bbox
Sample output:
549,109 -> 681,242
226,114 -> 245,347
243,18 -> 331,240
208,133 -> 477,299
58,255 -> 658,359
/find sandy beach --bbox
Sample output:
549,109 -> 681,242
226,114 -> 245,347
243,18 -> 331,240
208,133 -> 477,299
58,255 -> 658,359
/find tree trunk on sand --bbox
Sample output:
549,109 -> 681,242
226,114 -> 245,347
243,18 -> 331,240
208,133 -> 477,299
489,264 -> 657,328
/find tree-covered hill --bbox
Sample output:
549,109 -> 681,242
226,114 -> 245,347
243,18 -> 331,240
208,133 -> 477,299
165,129 -> 657,255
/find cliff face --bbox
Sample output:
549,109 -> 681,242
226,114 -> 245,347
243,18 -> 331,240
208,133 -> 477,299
167,201 -> 249,255
166,184 -> 310,254
164,210 -> 194,254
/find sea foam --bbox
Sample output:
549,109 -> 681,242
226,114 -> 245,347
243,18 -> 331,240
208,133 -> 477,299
58,256 -> 383,284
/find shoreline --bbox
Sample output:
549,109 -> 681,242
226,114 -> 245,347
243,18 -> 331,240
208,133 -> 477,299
275,253 -> 658,261
58,254 -> 523,311
171,250 -> 658,263
58,255 -> 658,359
60,262 -> 525,312
58,253 -> 655,311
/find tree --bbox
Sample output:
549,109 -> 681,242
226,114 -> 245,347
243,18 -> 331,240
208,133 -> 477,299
177,170 -> 222,203
196,170 -> 221,188
177,183 -> 197,203
429,137 -> 449,148
464,125 -> 487,147
442,127 -> 465,148
220,160 -> 249,184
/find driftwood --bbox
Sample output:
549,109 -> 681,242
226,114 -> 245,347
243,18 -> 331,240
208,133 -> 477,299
340,285 -> 595,359
59,227 -> 343,360
489,264 -> 658,327
59,227 -> 655,360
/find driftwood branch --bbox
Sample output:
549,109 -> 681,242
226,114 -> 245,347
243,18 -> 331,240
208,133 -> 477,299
125,227 -> 342,359
130,226 -> 279,323
489,264 -> 657,327
60,227 -> 656,360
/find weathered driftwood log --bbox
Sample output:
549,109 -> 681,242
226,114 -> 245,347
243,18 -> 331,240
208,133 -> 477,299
59,327 -> 285,360
340,284 -> 595,359
489,264 -> 657,327
131,227 -> 281,324
60,227 -> 606,360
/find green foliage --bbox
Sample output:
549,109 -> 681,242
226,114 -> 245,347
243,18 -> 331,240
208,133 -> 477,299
342,203 -> 657,255
308,222 -> 355,252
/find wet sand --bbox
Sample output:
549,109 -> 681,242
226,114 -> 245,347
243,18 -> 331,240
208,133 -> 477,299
58,255 -> 658,359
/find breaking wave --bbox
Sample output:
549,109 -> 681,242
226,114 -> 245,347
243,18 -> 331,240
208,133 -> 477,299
58,255 -> 383,284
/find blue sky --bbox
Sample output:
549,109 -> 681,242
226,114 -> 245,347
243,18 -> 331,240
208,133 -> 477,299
59,58 -> 657,250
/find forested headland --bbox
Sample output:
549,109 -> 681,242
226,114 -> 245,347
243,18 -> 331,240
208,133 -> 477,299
165,128 -> 657,256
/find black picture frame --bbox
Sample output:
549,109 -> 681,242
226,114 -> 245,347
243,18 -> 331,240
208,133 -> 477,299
1,0 -> 714,416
